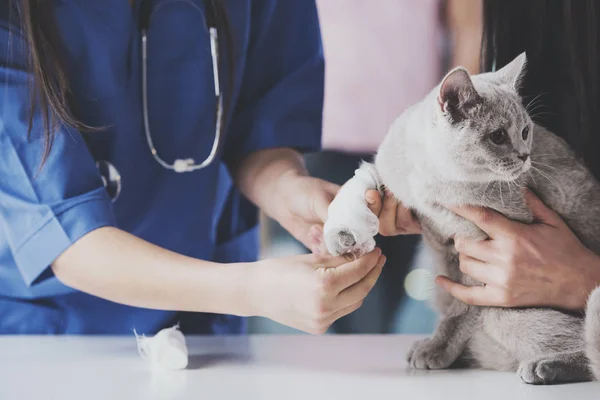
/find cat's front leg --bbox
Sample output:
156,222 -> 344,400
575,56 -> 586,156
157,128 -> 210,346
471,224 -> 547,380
323,162 -> 382,257
407,301 -> 480,370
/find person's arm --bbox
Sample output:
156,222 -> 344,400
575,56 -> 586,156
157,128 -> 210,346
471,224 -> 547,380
436,191 -> 600,311
52,227 -> 252,315
52,226 -> 386,334
446,0 -> 483,74
222,2 -> 337,252
232,148 -> 338,251
233,148 -> 309,220
0,6 -> 382,334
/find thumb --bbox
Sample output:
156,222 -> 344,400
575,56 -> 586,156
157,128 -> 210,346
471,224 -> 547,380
308,225 -> 327,255
366,190 -> 383,216
330,248 -> 382,290
523,188 -> 561,226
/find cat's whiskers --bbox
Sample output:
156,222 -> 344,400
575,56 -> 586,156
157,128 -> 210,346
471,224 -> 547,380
529,111 -> 555,120
527,169 -> 538,187
527,102 -> 549,113
532,160 -> 578,180
504,179 -> 514,197
532,154 -> 570,165
509,176 -> 525,191
527,105 -> 551,118
526,98 -> 550,113
532,153 -> 567,158
530,165 -> 567,203
525,92 -> 549,114
531,160 -> 560,173
479,179 -> 493,204
504,172 -> 521,196
506,177 -> 516,193
525,92 -> 546,108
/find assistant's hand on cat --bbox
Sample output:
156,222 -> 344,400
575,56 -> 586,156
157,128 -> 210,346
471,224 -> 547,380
311,185 -> 420,256
365,189 -> 421,236
437,190 -> 600,311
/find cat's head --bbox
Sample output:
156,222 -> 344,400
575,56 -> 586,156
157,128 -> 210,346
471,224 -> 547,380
432,52 -> 533,182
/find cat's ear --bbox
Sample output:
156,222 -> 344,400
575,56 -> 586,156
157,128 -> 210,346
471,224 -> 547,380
491,52 -> 527,91
437,67 -> 482,124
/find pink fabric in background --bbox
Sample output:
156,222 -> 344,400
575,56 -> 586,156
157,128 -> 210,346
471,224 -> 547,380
316,0 -> 443,154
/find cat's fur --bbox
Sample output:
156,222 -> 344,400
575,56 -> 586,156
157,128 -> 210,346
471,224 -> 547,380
323,53 -> 600,384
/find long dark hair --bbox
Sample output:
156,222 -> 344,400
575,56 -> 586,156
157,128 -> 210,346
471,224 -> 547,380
13,0 -> 233,167
14,0 -> 97,166
482,0 -> 600,177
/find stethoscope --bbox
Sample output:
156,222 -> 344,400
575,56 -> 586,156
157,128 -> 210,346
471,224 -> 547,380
98,0 -> 223,202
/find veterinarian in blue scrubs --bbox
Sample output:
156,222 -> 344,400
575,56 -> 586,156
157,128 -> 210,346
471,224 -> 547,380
0,0 -> 386,334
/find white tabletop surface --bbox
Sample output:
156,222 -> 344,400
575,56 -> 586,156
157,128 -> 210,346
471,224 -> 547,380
1,334 -> 598,400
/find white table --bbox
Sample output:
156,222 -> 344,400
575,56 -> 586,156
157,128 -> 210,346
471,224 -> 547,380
1,334 -> 598,400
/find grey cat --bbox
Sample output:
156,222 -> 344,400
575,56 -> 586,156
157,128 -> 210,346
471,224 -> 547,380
323,53 -> 600,384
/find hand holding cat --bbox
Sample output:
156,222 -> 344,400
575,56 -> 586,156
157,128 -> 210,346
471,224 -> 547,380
365,189 -> 421,235
302,175 -> 420,255
437,190 -> 600,311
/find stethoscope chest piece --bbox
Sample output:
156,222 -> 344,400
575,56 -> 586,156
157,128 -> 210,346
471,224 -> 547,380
97,160 -> 122,203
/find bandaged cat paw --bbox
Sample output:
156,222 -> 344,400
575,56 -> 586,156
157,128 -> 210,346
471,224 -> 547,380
323,163 -> 381,257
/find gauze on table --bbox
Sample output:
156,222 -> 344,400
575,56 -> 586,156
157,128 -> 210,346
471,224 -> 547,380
135,325 -> 189,370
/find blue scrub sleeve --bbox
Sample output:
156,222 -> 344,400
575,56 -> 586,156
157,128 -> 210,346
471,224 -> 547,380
0,23 -> 116,287
223,0 -> 325,166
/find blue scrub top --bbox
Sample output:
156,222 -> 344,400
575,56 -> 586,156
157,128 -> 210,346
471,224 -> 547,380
0,0 -> 324,334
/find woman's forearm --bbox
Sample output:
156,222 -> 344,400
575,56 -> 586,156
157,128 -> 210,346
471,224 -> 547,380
233,148 -> 309,220
232,148 -> 340,252
447,0 -> 483,74
52,227 -> 254,316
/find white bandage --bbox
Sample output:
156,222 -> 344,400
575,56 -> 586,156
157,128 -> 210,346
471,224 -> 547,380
135,325 -> 189,370
323,162 -> 382,256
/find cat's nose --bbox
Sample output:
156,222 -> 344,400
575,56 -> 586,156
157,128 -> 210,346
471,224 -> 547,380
517,153 -> 530,162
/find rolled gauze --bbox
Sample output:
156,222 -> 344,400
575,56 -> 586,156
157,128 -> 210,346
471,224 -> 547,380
135,325 -> 189,370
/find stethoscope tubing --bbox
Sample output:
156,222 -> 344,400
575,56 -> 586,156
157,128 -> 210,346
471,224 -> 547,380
98,1 -> 223,202
140,0 -> 222,173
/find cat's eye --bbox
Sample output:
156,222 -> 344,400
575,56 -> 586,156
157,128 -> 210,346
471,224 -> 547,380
490,129 -> 508,145
522,126 -> 530,141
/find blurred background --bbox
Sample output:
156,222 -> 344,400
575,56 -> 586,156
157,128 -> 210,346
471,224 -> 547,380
249,0 -> 483,335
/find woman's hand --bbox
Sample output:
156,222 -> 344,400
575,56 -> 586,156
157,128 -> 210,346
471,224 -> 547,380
279,178 -> 423,253
52,227 -> 384,328
274,172 -> 340,253
436,190 -> 600,311
232,148 -> 339,253
288,183 -> 421,253
235,148 -> 420,253
249,248 -> 386,334
365,189 -> 421,236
